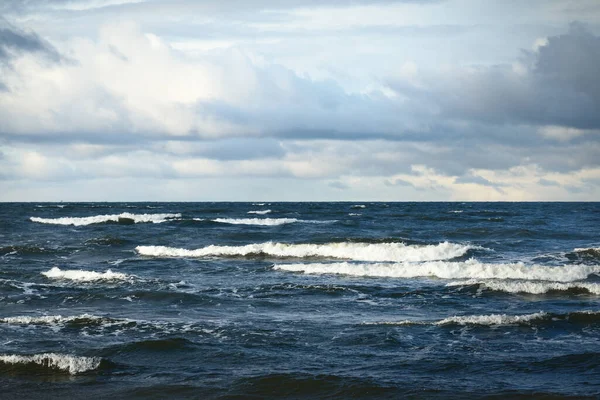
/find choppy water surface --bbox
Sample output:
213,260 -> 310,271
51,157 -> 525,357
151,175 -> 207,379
1,202 -> 599,398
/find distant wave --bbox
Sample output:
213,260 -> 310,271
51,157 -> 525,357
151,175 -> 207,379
0,313 -> 222,338
41,267 -> 132,282
136,241 -> 475,262
0,314 -> 117,326
212,218 -> 335,226
30,212 -> 181,226
447,279 -> 600,295
0,353 -> 102,374
274,259 -> 599,282
247,210 -> 272,215
1,245 -> 56,256
363,310 -> 600,327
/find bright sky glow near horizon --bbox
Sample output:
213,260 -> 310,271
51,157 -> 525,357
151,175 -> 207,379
1,0 -> 599,201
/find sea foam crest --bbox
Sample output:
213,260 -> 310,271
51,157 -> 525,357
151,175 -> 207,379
447,279 -> 600,294
247,210 -> 272,215
274,259 -> 599,282
30,212 -> 181,226
213,218 -> 298,226
0,314 -> 109,326
136,241 -> 473,262
42,267 -> 131,282
436,312 -> 548,326
364,312 -> 548,327
0,353 -> 101,374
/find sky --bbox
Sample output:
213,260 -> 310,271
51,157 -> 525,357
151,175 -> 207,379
1,0 -> 599,201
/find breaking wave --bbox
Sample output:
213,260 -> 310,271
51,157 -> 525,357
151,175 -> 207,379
247,210 -> 272,215
0,314 -> 119,326
448,279 -> 600,295
213,218 -> 299,226
274,259 -> 599,282
136,241 -> 474,262
0,353 -> 102,374
212,218 -> 335,226
30,213 -> 181,226
364,311 -> 600,327
41,267 -> 132,282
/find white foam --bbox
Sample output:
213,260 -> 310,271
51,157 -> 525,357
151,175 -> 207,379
136,241 -> 473,262
213,218 -> 298,226
0,314 -> 105,325
30,212 -> 181,226
448,279 -> 600,294
351,205 -> 366,208
247,210 -> 271,215
42,267 -> 131,282
436,312 -> 548,325
365,312 -> 548,327
274,259 -> 599,282
0,353 -> 101,374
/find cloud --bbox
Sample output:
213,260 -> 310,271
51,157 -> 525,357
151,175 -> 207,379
388,22 -> 600,132
1,16 -> 599,200
0,20 -> 61,62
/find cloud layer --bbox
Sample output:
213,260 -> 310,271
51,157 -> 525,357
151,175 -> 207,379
1,1 -> 599,200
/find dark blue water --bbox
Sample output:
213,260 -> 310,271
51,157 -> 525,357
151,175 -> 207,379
1,202 -> 599,399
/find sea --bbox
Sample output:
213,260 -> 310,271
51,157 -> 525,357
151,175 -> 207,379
1,202 -> 599,399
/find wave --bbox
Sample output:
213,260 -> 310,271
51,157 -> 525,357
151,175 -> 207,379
212,218 -> 335,226
0,353 -> 102,374
0,245 -> 56,256
41,267 -> 132,282
30,212 -> 181,226
247,210 -> 271,215
571,247 -> 600,260
274,259 -> 599,282
0,314 -> 122,327
136,241 -> 474,262
364,310 -> 600,327
448,279 -> 600,295
213,218 -> 298,226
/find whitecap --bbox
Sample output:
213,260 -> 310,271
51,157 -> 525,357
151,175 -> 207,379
30,212 -> 181,226
436,312 -> 548,325
0,353 -> 101,374
213,218 -> 299,226
247,210 -> 272,215
136,241 -> 474,262
274,259 -> 599,282
447,279 -> 600,294
363,312 -> 548,327
41,267 -> 131,282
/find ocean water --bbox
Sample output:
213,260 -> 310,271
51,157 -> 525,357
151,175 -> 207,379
1,202 -> 599,399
